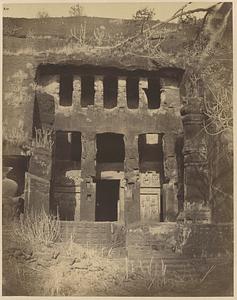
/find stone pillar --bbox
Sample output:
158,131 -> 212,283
117,77 -> 127,108
26,147 -> 53,214
180,97 -> 211,223
162,134 -> 179,221
160,76 -> 180,110
139,78 -> 148,109
72,75 -> 81,108
80,133 -> 96,221
30,74 -> 58,215
94,76 -> 104,108
119,178 -> 126,223
124,134 -> 140,224
35,75 -> 59,128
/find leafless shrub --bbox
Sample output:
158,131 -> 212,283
70,22 -> 87,46
93,26 -> 106,46
69,4 -> 84,17
203,83 -> 232,135
36,10 -> 50,18
133,7 -> 156,34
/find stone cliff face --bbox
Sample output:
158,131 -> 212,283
3,16 -> 192,154
2,10 -> 233,226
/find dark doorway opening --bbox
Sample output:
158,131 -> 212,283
95,180 -> 120,221
96,133 -> 125,163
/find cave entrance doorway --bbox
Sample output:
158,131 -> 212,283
95,180 -> 120,222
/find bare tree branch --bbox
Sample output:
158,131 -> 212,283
107,2 -> 221,50
194,11 -> 209,42
172,2 -> 192,18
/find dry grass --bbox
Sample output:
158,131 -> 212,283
12,209 -> 60,248
3,225 -> 233,296
3,48 -> 38,56
32,128 -> 54,150
5,211 -> 232,296
39,237 -> 127,296
3,123 -> 29,146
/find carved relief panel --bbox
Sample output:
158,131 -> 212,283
140,172 -> 161,222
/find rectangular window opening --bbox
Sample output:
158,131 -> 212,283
138,133 -> 163,171
81,75 -> 95,107
59,73 -> 73,106
126,77 -> 139,109
147,78 -> 161,109
103,76 -> 118,108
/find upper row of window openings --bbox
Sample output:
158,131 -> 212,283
59,74 -> 161,109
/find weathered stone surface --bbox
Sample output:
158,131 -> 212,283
163,182 -> 179,221
81,133 -> 96,177
117,78 -> 127,108
80,179 -> 96,221
24,172 -> 50,214
29,148 -> 53,181
181,97 -> 210,223
160,87 -> 180,109
94,76 -> 104,108
124,182 -> 140,224
138,78 -> 148,109
72,75 -> 81,108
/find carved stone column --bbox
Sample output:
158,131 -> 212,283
26,147 -> 53,214
180,97 -> 211,223
162,134 -> 179,221
94,76 -> 104,108
124,134 -> 140,224
117,77 -> 127,108
139,78 -> 148,109
80,132 -> 96,221
28,74 -> 57,215
72,75 -> 81,108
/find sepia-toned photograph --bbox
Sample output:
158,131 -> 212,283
2,1 -> 233,296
